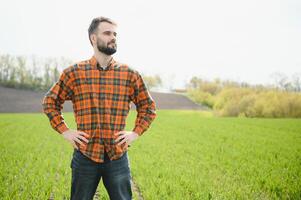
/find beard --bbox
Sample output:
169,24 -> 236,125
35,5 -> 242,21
97,39 -> 117,56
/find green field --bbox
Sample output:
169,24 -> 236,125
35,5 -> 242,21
0,110 -> 300,199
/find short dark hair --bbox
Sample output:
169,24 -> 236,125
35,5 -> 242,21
88,16 -> 117,46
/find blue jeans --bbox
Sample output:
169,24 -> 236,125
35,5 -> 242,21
70,149 -> 132,200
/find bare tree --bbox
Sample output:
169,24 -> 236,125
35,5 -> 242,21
270,72 -> 290,91
16,56 -> 26,86
292,73 -> 301,92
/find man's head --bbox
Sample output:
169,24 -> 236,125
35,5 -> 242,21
88,17 -> 117,55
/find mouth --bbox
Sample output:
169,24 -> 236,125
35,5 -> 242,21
108,43 -> 116,48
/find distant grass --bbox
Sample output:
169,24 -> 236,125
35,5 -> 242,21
0,110 -> 300,199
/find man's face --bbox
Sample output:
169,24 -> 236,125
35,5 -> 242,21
93,22 -> 117,55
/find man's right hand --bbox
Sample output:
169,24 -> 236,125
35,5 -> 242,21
62,129 -> 89,150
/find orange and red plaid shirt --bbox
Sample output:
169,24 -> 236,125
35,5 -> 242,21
42,56 -> 157,163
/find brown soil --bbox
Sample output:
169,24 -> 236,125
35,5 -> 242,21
0,86 -> 207,113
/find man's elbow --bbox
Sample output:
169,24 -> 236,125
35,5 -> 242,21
41,95 -> 51,115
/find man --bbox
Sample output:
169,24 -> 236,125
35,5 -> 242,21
42,16 -> 157,200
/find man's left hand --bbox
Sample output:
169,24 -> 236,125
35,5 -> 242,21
114,131 -> 139,147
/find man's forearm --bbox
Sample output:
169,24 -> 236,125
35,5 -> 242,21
42,95 -> 69,134
132,101 -> 157,135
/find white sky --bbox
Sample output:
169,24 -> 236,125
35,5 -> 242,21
1,0 -> 300,90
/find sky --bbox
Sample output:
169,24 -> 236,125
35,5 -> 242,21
1,0 -> 300,90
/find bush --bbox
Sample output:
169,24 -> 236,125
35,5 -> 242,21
214,87 -> 253,116
187,89 -> 215,108
187,81 -> 301,118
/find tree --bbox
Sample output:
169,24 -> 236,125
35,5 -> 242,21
292,73 -> 301,92
16,56 -> 26,87
142,74 -> 162,90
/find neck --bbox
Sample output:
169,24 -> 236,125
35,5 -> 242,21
93,50 -> 112,67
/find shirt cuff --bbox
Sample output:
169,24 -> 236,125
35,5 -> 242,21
132,125 -> 145,136
56,123 -> 69,134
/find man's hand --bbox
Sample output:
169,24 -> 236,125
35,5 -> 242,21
62,129 -> 89,150
114,131 -> 139,148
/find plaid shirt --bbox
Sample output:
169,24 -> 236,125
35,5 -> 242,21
42,56 -> 157,163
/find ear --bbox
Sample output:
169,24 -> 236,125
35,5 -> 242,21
90,34 -> 97,45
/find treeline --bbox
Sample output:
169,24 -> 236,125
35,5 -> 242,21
0,54 -> 73,91
141,74 -> 162,90
0,54 -> 162,92
187,77 -> 301,118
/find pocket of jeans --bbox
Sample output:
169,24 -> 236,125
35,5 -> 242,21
113,152 -> 129,166
71,150 -> 96,169
109,152 -> 131,175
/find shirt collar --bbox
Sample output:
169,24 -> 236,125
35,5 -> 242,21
90,55 -> 117,71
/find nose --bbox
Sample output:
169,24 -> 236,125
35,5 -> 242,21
111,34 -> 116,42
110,37 -> 116,44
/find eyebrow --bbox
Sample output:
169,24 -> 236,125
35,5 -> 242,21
102,30 -> 117,36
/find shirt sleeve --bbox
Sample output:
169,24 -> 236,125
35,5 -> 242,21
130,72 -> 157,136
42,69 -> 74,134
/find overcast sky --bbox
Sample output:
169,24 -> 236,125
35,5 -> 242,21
1,0 -> 300,90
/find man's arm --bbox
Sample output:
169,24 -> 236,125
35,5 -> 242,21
42,69 -> 89,149
42,69 -> 74,134
130,72 -> 157,136
113,71 -> 157,147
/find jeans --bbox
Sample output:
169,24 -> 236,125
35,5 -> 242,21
70,149 -> 132,200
